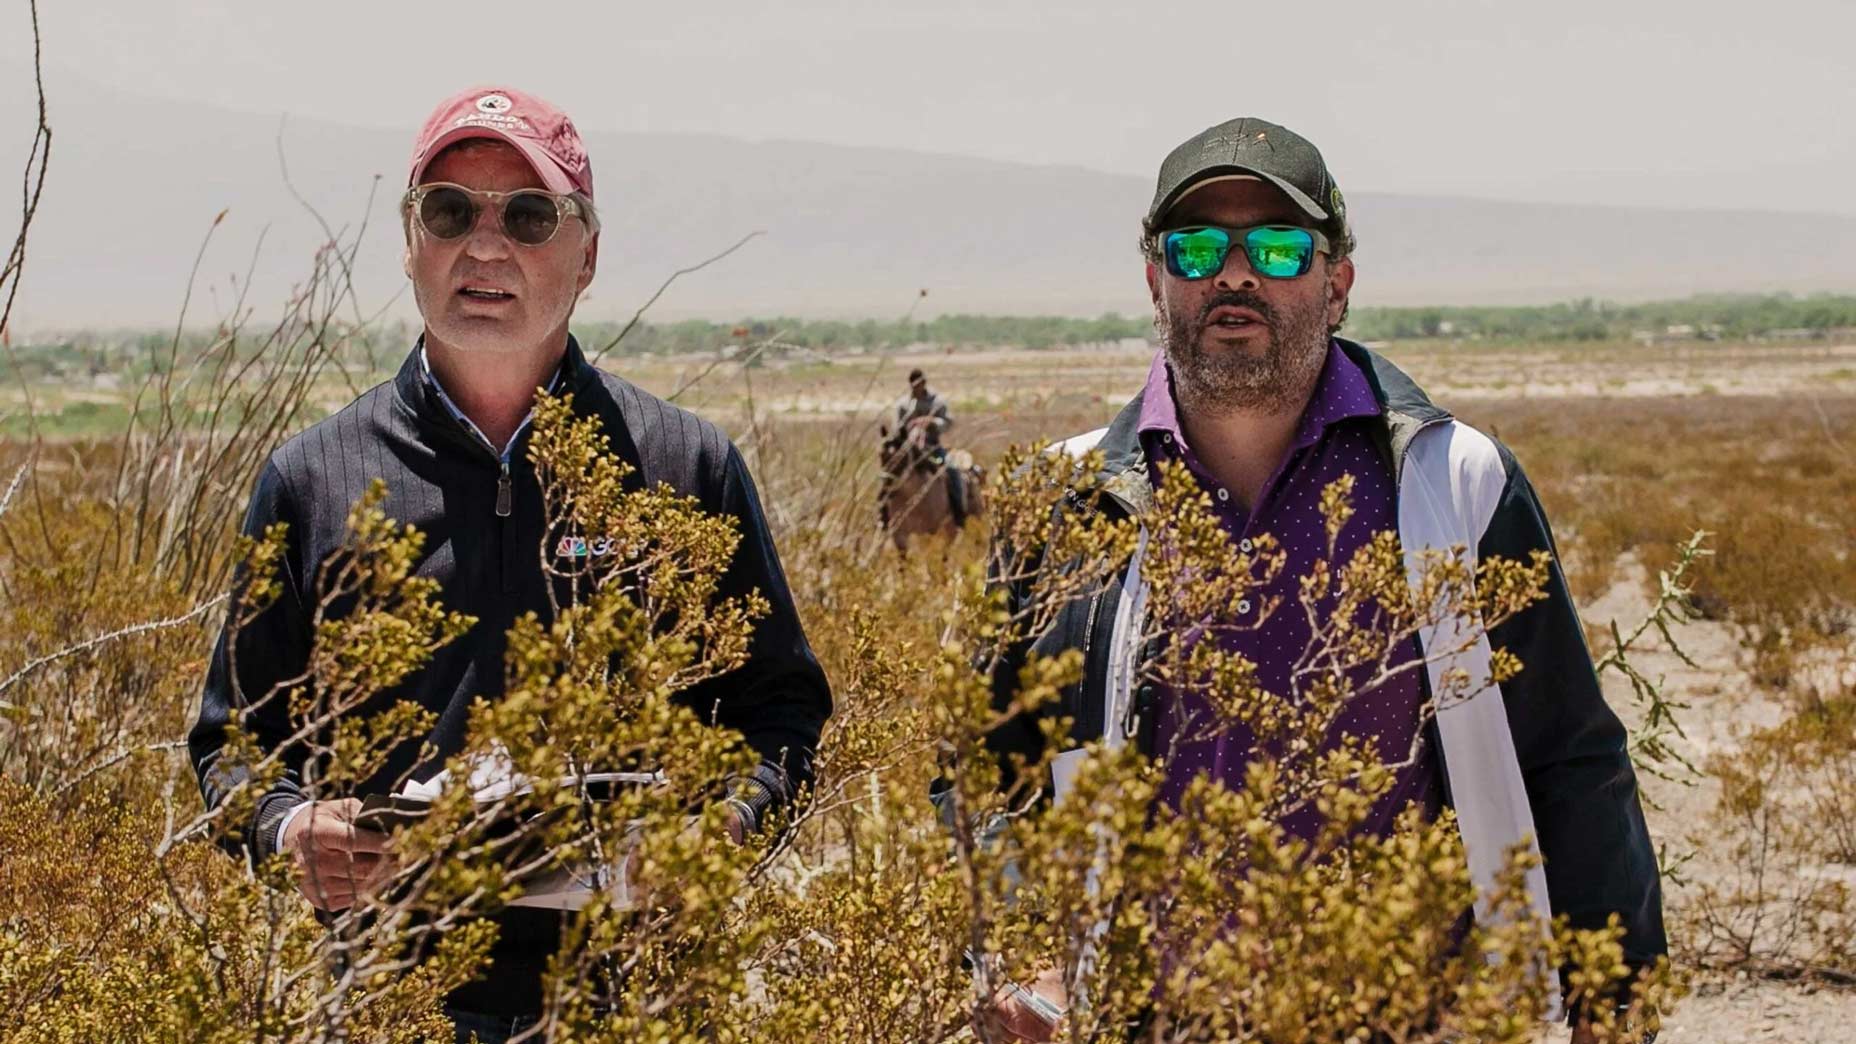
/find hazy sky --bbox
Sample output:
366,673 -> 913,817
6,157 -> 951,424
6,0 -> 1854,214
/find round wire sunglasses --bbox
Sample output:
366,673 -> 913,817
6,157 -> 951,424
401,182 -> 593,247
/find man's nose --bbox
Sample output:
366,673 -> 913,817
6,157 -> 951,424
462,209 -> 515,262
1213,255 -> 1261,292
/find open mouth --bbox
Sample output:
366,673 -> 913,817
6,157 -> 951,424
458,286 -> 515,302
1207,306 -> 1266,330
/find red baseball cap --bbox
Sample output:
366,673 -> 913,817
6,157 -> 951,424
408,86 -> 594,200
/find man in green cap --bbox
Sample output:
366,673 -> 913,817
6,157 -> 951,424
961,117 -> 1664,1042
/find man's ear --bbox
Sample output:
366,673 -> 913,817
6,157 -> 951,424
1145,260 -> 1162,305
577,234 -> 599,294
1325,256 -> 1355,330
402,243 -> 414,282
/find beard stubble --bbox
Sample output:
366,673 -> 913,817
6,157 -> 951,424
1159,288 -> 1331,417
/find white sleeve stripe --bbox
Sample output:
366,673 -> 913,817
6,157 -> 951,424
1053,426 -> 1109,457
1397,419 -> 1560,1023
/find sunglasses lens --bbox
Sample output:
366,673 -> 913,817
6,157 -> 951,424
1245,226 -> 1316,279
418,187 -> 476,239
502,192 -> 562,246
1165,228 -> 1232,280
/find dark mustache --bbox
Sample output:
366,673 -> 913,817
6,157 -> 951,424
1196,291 -> 1275,327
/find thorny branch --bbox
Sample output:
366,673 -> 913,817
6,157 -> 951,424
0,0 -> 49,341
1596,530 -> 1712,785
590,230 -> 765,367
0,593 -> 228,705
0,0 -> 51,437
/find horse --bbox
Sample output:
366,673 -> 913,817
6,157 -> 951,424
878,418 -> 985,554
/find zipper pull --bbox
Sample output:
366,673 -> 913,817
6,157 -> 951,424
496,460 -> 512,517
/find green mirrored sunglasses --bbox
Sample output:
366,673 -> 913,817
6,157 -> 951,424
1161,225 -> 1332,281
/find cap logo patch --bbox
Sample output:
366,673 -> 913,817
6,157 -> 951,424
454,107 -> 533,134
475,93 -> 514,115
1198,130 -> 1273,160
1330,186 -> 1346,218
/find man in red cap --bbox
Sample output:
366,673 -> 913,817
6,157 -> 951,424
189,86 -> 831,1041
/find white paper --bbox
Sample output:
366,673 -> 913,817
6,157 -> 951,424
1050,749 -> 1087,805
508,827 -> 641,911
396,746 -> 665,805
391,746 -> 668,911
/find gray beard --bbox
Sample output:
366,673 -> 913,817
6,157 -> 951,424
1159,293 -> 1329,416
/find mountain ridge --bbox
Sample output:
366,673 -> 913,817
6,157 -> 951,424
3,76 -> 1853,331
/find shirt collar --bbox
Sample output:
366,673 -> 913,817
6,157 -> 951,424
418,340 -> 566,460
1294,339 -> 1383,448
1137,340 -> 1382,459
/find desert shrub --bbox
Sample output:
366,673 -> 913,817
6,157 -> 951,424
894,451 -> 1673,1042
0,388 -> 1679,1040
1456,395 -> 1856,688
1678,679 -> 1856,980
0,153 -> 1705,1036
0,217 -> 359,803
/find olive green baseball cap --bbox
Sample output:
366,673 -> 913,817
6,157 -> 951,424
1145,117 -> 1349,241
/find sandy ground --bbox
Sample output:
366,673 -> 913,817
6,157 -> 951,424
605,340 -> 1856,423
1575,558 -> 1855,1042
1657,978 -> 1856,1042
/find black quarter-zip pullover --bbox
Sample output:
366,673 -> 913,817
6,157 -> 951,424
189,335 -> 831,1015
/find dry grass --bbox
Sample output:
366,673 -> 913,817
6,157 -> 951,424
1451,394 -> 1856,687
1,334 -> 1851,1040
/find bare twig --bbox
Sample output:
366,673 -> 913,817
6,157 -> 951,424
48,738 -> 189,799
0,0 -> 52,440
590,230 -> 764,366
0,593 -> 227,702
1742,960 -> 1856,987
668,340 -> 768,404
1808,393 -> 1850,461
902,287 -> 929,322
1596,531 -> 1712,787
0,0 -> 50,339
0,458 -> 30,519
276,113 -> 383,394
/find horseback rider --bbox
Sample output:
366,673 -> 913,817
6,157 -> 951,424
880,368 -> 967,530
893,367 -> 953,449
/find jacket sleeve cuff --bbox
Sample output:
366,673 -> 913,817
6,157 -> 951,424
726,762 -> 793,834
252,793 -> 308,860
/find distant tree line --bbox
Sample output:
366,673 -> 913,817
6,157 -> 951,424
576,293 -> 1856,354
9,294 -> 1856,381
570,312 -> 1149,355
1342,293 -> 1856,343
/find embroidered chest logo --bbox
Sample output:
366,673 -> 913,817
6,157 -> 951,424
556,535 -> 618,558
